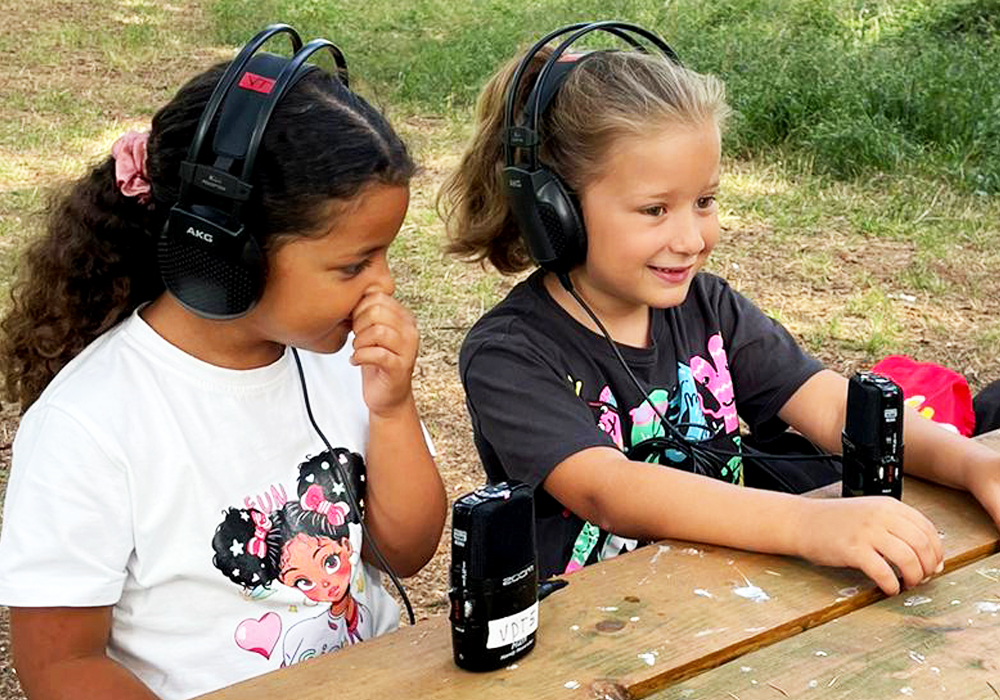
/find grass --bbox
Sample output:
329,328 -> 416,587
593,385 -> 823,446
210,0 -> 1000,193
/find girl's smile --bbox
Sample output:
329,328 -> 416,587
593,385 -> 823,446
648,264 -> 695,285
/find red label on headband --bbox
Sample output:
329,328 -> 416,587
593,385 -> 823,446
238,72 -> 276,94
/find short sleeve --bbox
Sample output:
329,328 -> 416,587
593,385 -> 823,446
461,338 -> 615,488
719,285 -> 824,437
0,405 -> 134,606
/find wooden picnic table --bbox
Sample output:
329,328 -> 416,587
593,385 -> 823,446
196,430 -> 1000,700
651,549 -> 1000,699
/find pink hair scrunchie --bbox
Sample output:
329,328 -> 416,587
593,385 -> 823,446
111,130 -> 151,204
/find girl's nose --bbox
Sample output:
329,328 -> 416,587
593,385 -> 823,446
668,212 -> 707,257
368,255 -> 395,296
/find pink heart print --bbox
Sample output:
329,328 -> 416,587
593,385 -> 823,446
235,612 -> 282,659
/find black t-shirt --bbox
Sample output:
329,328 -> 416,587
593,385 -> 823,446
459,269 -> 824,578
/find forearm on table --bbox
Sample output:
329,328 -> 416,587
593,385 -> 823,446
15,655 -> 159,700
901,407 -> 996,490
363,395 -> 447,576
544,447 -> 810,557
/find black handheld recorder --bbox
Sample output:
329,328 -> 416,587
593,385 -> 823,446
841,371 -> 905,499
449,481 -> 538,671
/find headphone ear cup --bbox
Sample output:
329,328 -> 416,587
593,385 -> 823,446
159,204 -> 266,319
504,166 -> 586,274
533,169 -> 585,272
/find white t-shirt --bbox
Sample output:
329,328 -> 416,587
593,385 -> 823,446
0,310 -> 402,699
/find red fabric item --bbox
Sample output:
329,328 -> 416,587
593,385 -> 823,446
871,355 -> 975,437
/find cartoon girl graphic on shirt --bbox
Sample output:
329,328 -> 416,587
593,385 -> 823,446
212,449 -> 372,665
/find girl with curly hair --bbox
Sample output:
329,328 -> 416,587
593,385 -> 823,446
0,27 -> 445,700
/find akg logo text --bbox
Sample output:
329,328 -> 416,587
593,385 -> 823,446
186,226 -> 214,243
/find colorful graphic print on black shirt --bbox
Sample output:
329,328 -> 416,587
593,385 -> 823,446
461,270 -> 823,577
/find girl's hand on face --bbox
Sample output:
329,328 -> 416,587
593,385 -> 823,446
794,497 -> 943,596
349,286 -> 419,418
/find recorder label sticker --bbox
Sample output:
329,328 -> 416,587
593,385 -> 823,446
486,601 -> 539,649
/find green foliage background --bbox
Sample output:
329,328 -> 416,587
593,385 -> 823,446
209,0 -> 1000,193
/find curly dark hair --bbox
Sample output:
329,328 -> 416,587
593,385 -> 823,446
211,448 -> 361,591
1,59 -> 415,410
212,506 -> 287,589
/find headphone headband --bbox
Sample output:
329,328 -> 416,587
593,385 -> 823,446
243,38 -> 350,179
185,24 -> 302,175
161,25 -> 351,319
504,21 -> 679,169
179,27 -> 349,216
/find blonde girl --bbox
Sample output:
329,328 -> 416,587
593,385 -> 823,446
440,21 -> 1000,595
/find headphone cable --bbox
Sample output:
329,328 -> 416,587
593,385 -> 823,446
559,273 -> 840,472
291,347 -> 416,625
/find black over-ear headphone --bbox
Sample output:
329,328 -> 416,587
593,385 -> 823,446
502,21 -> 680,286
160,24 -> 350,319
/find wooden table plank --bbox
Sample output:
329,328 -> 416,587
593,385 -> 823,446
650,550 -> 1000,700
197,467 -> 1000,700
